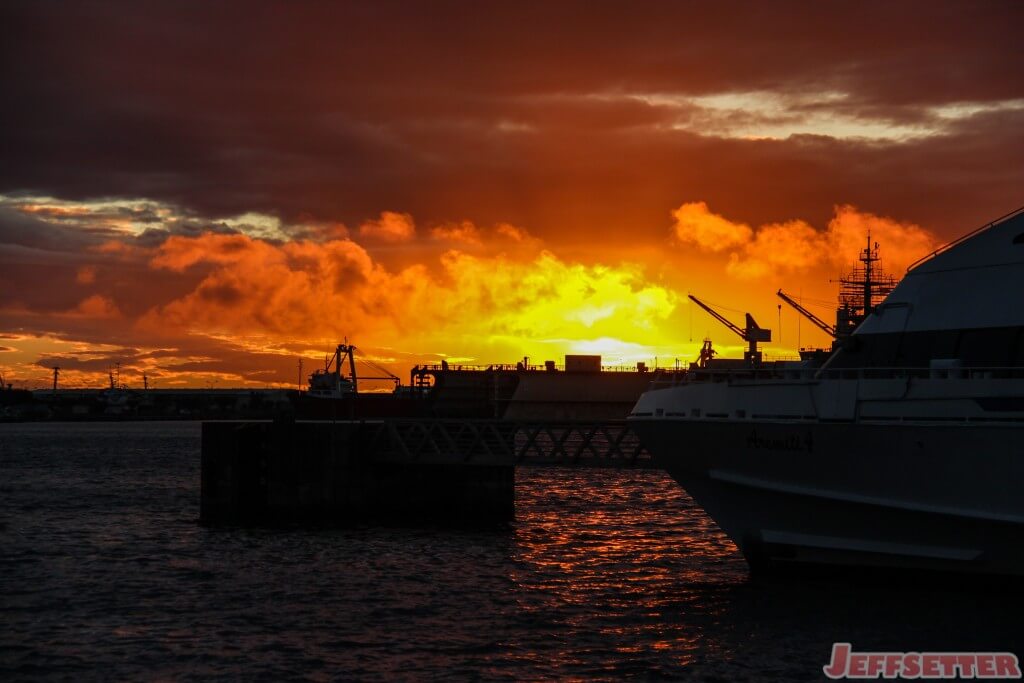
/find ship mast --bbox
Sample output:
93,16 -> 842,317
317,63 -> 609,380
862,232 -> 876,316
778,234 -> 899,350
833,232 -> 897,337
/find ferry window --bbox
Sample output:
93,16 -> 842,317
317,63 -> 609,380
895,328 -> 958,367
958,327 -> 1017,367
1012,327 -> 1024,367
866,333 -> 901,367
928,329 -> 960,360
894,330 -> 931,367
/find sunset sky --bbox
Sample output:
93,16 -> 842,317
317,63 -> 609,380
2,1 -> 1023,389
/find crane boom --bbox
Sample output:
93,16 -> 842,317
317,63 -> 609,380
317,342 -> 402,391
776,289 -> 835,338
688,294 -> 745,340
358,357 -> 401,387
688,294 -> 771,365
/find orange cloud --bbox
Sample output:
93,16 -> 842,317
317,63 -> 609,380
358,211 -> 415,242
496,223 -> 529,242
673,202 -> 937,279
76,266 -> 97,284
825,204 -> 936,273
725,219 -> 822,279
7,197 -> 943,388
67,295 -> 121,320
430,220 -> 483,245
144,233 -> 380,337
138,229 -> 681,366
427,220 -> 541,250
672,201 -> 753,251
149,233 -> 274,271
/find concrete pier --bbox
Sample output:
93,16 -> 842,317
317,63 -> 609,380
200,420 -> 515,526
200,417 -> 653,527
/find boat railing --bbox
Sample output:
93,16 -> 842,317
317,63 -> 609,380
816,366 -> 1024,381
647,365 -> 1024,388
411,363 -> 670,373
906,203 -> 1024,272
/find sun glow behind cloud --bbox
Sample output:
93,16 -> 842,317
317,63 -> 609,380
140,234 -> 683,367
0,198 -> 696,387
0,194 -> 943,388
1,2 -> 1020,390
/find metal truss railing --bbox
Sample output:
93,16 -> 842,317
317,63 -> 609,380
366,419 -> 655,468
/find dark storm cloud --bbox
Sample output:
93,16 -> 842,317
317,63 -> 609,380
1,0 -> 1022,243
0,207 -> 208,320
0,207 -> 117,252
132,218 -> 247,248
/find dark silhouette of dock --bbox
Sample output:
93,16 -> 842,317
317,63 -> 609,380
201,418 -> 654,526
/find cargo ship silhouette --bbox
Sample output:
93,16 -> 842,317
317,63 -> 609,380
297,342 -> 675,420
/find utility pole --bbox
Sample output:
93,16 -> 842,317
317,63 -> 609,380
797,290 -> 802,351
143,373 -> 149,391
298,358 -> 304,391
52,366 -> 60,391
777,304 -> 782,345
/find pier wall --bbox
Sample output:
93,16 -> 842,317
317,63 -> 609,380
200,420 -> 514,526
200,418 -> 653,527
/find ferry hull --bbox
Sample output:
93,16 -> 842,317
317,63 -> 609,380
631,418 -> 1024,576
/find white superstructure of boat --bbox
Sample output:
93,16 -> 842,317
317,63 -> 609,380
629,207 -> 1024,575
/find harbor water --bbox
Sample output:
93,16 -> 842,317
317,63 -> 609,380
1,422 -> 1021,680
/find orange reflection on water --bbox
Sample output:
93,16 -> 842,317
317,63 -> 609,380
508,467 -> 747,669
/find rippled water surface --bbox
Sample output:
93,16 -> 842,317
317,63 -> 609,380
2,422 -> 1021,680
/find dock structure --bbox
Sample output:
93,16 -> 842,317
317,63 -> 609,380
200,418 -> 653,526
381,419 -> 652,467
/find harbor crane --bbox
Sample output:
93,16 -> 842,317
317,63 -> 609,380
318,343 -> 361,393
357,355 -> 401,390
313,342 -> 401,395
688,294 -> 771,365
776,289 -> 836,338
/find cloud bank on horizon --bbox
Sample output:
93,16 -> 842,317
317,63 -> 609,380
0,1 -> 1020,387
